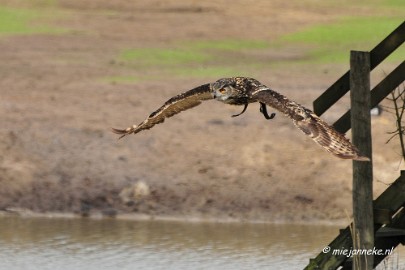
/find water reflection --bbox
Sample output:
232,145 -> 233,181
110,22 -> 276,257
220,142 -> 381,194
0,216 -> 340,270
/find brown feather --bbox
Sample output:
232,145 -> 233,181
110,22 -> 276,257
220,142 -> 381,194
252,89 -> 369,161
112,83 -> 212,138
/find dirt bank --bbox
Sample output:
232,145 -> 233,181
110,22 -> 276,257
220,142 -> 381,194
0,0 -> 403,223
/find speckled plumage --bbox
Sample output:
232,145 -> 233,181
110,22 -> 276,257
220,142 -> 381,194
113,77 -> 369,161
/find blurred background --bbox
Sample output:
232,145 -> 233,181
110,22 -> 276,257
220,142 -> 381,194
0,0 -> 404,221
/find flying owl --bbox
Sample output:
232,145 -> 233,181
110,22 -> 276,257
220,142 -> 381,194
113,77 -> 369,161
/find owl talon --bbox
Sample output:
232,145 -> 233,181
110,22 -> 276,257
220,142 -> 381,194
260,102 -> 276,120
231,103 -> 248,118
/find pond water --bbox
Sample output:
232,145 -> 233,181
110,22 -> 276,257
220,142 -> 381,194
0,216 -> 395,270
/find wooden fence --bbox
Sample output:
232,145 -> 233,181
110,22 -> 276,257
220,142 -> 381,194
305,171 -> 405,269
304,21 -> 405,270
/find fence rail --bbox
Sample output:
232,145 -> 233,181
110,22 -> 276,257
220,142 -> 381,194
333,60 -> 405,133
313,21 -> 405,117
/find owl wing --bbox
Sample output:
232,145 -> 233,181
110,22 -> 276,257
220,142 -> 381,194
112,83 -> 213,138
252,90 -> 369,161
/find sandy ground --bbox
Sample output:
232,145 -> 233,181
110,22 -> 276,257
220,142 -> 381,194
0,0 -> 403,223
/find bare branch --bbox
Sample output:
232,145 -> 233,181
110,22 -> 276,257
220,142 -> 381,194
386,133 -> 398,144
386,84 -> 405,162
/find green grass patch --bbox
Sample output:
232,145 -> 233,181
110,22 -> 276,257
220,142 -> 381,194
118,42 -> 271,79
118,17 -> 403,80
280,17 -> 405,63
119,48 -> 211,66
119,39 -> 271,67
186,39 -> 270,51
171,66 -> 241,78
0,6 -> 65,36
282,17 -> 403,46
383,0 -> 405,7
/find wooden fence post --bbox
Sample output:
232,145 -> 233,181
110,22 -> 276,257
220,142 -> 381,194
350,50 -> 373,270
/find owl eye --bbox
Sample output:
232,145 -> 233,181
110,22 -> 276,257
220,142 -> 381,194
219,88 -> 227,93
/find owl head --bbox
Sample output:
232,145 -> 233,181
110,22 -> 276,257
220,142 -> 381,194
210,77 -> 257,105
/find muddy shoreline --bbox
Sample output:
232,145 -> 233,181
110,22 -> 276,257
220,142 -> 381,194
0,208 -> 349,226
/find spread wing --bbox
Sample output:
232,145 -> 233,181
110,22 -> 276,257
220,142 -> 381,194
252,89 -> 369,161
112,83 -> 213,138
